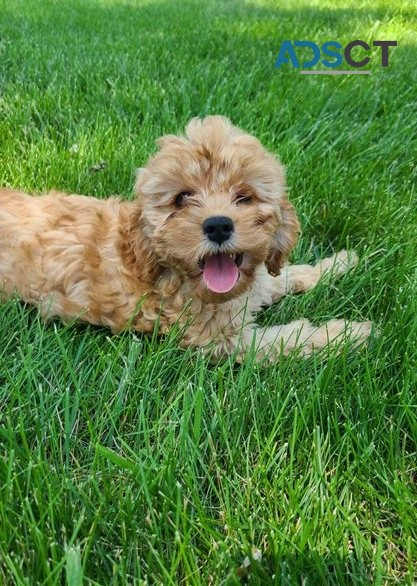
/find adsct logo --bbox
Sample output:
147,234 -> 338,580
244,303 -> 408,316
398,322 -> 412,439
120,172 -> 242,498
275,40 -> 397,74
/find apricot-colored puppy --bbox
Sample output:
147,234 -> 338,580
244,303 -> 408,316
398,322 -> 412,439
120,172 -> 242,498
0,116 -> 372,361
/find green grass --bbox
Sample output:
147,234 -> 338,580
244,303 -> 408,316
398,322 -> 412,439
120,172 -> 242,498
1,0 -> 417,583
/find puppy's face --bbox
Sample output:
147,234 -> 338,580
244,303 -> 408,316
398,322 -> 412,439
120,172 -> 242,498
136,116 -> 299,303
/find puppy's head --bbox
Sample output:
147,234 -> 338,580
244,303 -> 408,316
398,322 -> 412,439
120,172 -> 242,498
135,116 -> 299,303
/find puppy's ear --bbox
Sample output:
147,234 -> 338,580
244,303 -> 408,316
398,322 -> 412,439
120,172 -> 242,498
124,194 -> 162,283
266,198 -> 300,276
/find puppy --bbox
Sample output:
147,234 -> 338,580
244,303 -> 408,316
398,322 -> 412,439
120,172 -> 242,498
0,116 -> 372,361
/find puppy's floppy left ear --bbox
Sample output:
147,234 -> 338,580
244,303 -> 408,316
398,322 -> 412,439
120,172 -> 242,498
266,198 -> 300,276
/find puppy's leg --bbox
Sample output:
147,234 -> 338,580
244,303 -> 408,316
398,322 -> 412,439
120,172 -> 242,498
237,317 -> 372,362
268,250 -> 359,303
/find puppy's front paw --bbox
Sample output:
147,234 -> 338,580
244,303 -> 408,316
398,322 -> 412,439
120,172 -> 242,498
324,318 -> 375,349
318,249 -> 359,277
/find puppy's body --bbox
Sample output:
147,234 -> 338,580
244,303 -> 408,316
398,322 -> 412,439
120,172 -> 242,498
0,189 -> 151,330
0,117 -> 373,361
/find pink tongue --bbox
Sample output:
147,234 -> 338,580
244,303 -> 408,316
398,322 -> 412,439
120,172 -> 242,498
203,253 -> 239,293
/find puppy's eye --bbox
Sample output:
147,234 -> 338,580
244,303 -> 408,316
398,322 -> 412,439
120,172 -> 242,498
235,194 -> 252,205
175,191 -> 193,207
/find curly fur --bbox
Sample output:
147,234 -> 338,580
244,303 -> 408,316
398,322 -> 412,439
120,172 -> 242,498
0,116 -> 372,361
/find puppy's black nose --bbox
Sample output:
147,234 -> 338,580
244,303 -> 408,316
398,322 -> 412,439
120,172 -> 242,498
203,216 -> 234,245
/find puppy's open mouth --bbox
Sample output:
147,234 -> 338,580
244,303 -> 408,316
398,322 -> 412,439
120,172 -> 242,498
198,253 -> 243,293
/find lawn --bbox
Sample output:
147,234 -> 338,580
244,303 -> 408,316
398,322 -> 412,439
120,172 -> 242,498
0,0 -> 416,583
